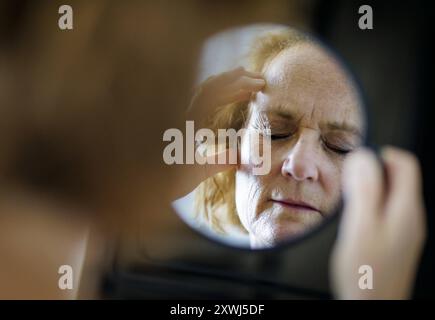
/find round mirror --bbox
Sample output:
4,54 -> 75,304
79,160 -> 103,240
171,24 -> 367,250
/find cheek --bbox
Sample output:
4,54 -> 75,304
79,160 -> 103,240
239,136 -> 250,167
235,169 -> 271,232
239,131 -> 263,168
320,157 -> 344,198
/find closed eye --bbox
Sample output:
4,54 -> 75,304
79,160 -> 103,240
271,133 -> 292,141
323,140 -> 353,155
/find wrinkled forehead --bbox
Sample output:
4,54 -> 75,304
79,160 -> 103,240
251,43 -> 364,130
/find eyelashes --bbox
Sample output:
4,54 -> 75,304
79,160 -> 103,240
270,133 -> 292,140
322,140 -> 353,155
250,114 -> 353,156
270,131 -> 353,156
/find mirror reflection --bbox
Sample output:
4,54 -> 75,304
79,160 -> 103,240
174,25 -> 366,249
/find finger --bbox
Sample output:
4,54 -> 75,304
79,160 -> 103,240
232,75 -> 266,92
381,146 -> 426,233
225,88 -> 252,104
219,76 -> 265,105
339,148 -> 384,237
200,72 -> 264,108
216,66 -> 247,83
222,66 -> 263,81
240,69 -> 264,80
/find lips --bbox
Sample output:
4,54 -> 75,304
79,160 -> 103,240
270,198 -> 321,213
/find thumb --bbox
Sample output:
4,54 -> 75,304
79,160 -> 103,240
339,148 -> 384,238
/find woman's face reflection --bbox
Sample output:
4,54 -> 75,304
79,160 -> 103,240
236,43 -> 364,248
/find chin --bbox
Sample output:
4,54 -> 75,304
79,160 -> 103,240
249,216 -> 321,248
269,222 -> 312,244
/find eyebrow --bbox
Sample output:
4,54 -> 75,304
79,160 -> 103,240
324,121 -> 362,137
265,107 -> 298,122
266,107 -> 362,137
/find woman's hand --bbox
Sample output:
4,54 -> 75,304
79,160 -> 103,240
330,147 -> 426,299
170,67 -> 265,201
187,66 -> 265,125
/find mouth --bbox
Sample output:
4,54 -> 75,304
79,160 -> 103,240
270,198 -> 321,214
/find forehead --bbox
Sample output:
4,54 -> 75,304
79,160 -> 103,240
252,43 -> 363,129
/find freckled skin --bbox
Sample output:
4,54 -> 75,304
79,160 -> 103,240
235,43 -> 364,249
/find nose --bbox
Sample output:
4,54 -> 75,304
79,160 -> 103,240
281,136 -> 319,181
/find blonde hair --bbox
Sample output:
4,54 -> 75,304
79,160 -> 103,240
194,28 -> 309,235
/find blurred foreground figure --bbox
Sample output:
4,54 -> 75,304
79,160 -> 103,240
0,0 -> 294,299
